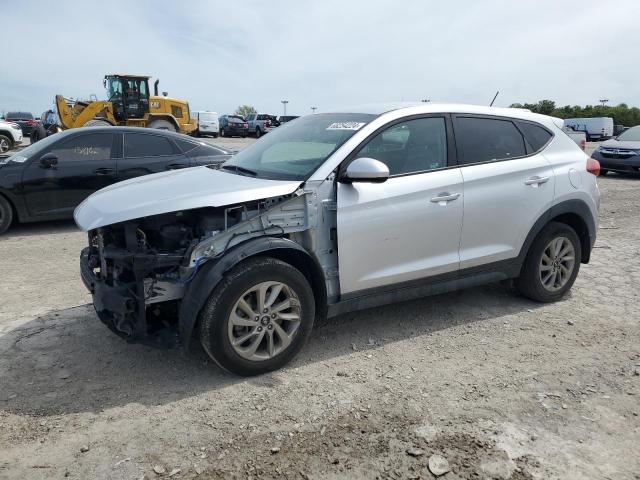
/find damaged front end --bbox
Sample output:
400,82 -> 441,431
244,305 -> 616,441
80,190 -> 323,348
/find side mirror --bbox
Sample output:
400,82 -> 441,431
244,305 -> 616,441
39,153 -> 58,168
341,157 -> 389,183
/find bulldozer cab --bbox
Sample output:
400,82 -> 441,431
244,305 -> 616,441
104,75 -> 150,121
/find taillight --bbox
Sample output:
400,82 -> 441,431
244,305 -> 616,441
580,139 -> 586,151
265,121 -> 270,127
27,120 -> 38,126
587,157 -> 600,176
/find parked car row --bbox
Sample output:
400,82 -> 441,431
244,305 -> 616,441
0,127 -> 234,234
190,111 -> 300,139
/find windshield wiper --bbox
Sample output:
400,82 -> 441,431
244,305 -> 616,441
221,164 -> 258,176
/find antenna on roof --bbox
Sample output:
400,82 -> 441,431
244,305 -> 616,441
489,91 -> 500,107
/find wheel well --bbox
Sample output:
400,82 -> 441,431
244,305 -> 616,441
148,115 -> 180,130
0,191 -> 17,224
549,212 -> 591,263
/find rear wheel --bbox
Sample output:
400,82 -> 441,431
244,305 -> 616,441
30,124 -> 47,144
84,119 -> 112,127
516,222 -> 581,303
0,135 -> 12,154
255,127 -> 262,138
600,169 -> 608,176
147,119 -> 177,132
0,195 -> 14,235
199,257 -> 315,376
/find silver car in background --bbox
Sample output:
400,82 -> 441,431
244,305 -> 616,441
75,103 -> 600,375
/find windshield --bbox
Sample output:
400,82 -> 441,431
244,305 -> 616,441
0,132 -> 65,165
200,113 -> 217,121
617,126 -> 640,142
223,113 -> 376,181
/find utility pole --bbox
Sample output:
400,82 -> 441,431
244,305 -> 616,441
281,100 -> 289,116
599,99 -> 609,107
311,106 -> 317,114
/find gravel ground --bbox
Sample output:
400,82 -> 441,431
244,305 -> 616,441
1,142 -> 639,479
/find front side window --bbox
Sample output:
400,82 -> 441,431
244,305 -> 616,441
456,117 -> 526,165
354,117 -> 448,176
124,133 -> 175,157
221,113 -> 376,181
50,133 -> 113,161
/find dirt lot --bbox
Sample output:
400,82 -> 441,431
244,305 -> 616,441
1,147 -> 639,479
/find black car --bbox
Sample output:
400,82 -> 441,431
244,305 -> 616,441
4,111 -> 38,136
219,115 -> 248,137
278,115 -> 299,124
0,127 -> 234,234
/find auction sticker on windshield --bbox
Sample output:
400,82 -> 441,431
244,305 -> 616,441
326,122 -> 366,130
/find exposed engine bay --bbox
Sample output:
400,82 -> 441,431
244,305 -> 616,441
80,185 -> 338,347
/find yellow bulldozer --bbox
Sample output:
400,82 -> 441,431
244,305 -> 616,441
55,74 -> 196,134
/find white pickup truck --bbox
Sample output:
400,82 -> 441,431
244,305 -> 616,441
562,126 -> 586,151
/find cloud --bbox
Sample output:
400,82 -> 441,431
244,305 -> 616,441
1,0 -> 638,117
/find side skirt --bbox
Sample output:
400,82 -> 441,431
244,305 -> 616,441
326,259 -> 521,318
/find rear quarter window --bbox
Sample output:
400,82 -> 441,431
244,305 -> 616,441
124,133 -> 176,157
516,121 -> 553,152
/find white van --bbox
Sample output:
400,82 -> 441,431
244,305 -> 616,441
191,111 -> 219,138
564,117 -> 613,141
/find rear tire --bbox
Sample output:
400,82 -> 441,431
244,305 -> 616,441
255,127 -> 262,138
0,135 -> 12,154
83,119 -> 112,127
147,119 -> 177,132
515,222 -> 581,303
199,257 -> 315,376
0,195 -> 14,235
30,124 -> 47,144
599,169 -> 608,176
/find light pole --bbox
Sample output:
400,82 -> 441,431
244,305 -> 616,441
599,99 -> 609,107
281,100 -> 289,116
311,106 -> 317,114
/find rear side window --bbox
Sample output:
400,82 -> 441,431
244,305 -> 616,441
516,121 -> 553,152
456,117 -> 526,165
51,133 -> 113,161
188,145 -> 227,157
124,133 -> 175,157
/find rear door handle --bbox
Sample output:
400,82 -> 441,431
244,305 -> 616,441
524,175 -> 550,186
430,192 -> 461,204
93,167 -> 115,175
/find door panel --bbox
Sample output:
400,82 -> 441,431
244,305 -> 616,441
459,155 -> 555,268
118,132 -> 191,181
337,168 -> 464,295
21,133 -> 116,218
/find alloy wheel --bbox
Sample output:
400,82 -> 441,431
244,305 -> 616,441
227,281 -> 302,361
0,138 -> 9,153
539,236 -> 575,292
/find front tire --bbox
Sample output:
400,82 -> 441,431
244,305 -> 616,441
255,127 -> 262,138
147,119 -> 177,132
199,257 -> 315,376
515,222 -> 581,303
0,195 -> 14,235
0,135 -> 12,154
83,119 -> 112,127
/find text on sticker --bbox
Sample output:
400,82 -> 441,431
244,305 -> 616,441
326,122 -> 366,130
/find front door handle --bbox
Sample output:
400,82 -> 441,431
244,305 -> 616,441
93,167 -> 115,175
167,163 -> 189,170
430,192 -> 461,204
524,175 -> 550,186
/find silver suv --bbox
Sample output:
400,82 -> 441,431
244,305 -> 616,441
76,103 -> 600,375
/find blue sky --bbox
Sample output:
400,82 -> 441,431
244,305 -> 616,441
1,1 -> 637,117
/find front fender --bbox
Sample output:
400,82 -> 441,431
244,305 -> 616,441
178,236 -> 314,349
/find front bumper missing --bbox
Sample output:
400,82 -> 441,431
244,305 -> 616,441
80,247 -> 182,348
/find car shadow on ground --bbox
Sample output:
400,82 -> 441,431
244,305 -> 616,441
2,219 -> 79,238
0,282 -> 543,416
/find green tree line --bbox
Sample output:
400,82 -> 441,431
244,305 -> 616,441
509,100 -> 640,127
